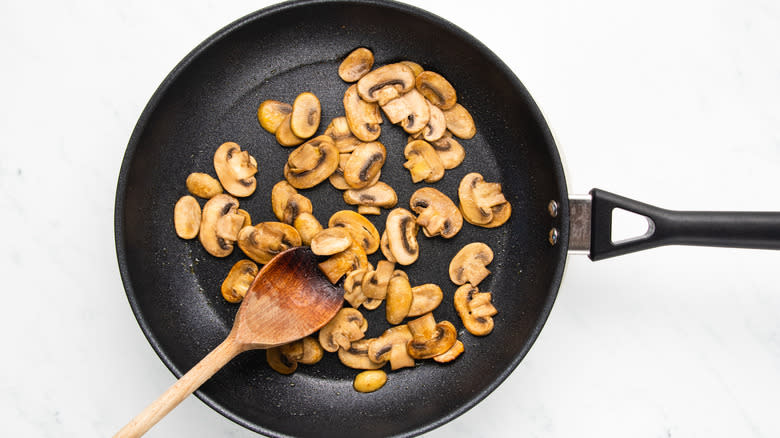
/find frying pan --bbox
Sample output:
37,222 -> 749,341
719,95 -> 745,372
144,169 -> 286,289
114,0 -> 780,436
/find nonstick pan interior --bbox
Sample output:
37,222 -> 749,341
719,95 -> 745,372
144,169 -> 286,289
115,1 -> 569,436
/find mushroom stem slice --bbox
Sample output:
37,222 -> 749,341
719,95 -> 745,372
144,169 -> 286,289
406,313 -> 458,360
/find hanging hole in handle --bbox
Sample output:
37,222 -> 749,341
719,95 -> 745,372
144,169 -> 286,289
611,208 -> 656,245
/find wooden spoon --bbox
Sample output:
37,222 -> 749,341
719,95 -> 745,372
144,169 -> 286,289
115,247 -> 343,438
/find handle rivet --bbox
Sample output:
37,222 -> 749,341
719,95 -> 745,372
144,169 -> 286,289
548,200 -> 559,218
549,228 -> 559,245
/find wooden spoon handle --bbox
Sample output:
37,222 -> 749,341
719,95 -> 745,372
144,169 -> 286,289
114,336 -> 244,438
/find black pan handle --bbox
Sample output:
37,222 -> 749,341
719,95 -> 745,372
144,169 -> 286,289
586,189 -> 780,261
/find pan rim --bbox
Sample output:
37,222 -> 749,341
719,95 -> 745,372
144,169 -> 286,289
113,0 -> 570,436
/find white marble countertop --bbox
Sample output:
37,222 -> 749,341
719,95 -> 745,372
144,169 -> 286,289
2,0 -> 779,436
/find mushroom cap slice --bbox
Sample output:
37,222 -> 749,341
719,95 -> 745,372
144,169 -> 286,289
186,172 -> 223,199
422,100 -> 447,142
275,113 -> 306,147
338,339 -> 386,369
433,339 -> 464,363
362,260 -> 395,300
449,242 -> 494,286
271,180 -> 313,224
385,269 -> 413,325
266,345 -> 298,375
356,63 -> 416,102
343,181 -> 398,211
220,259 -> 259,303
324,117 -> 363,153
368,325 -> 415,370
338,47 -> 374,82
406,313 -> 458,360
298,336 -> 324,365
257,100 -> 292,134
443,103 -> 476,139
328,210 -> 380,255
343,268 -> 369,308
293,212 -> 322,246
415,71 -> 457,110
409,187 -> 463,239
199,194 -> 240,257
454,284 -> 497,336
343,141 -> 386,189
429,131 -> 465,170
380,89 -> 430,134
284,135 -> 340,189
403,140 -> 444,184
385,208 -> 419,265
213,142 -> 258,197
408,283 -> 444,317
318,308 -> 368,353
290,92 -> 321,139
236,222 -> 302,265
174,195 -> 201,240
310,227 -> 353,256
344,84 -> 382,142
317,238 -> 369,284
458,172 -> 511,226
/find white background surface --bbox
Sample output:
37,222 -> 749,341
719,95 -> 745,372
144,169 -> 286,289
2,0 -> 779,436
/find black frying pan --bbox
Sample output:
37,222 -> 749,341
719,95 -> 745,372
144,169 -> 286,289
114,1 -> 780,436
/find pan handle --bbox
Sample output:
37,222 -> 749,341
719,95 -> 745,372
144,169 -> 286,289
576,189 -> 780,261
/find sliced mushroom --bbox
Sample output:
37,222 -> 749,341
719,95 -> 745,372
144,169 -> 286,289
338,47 -> 374,82
317,238 -> 369,284
406,313 -> 458,360
267,336 -> 324,375
289,92 -> 321,139
408,283 -> 444,317
384,208 -> 419,265
415,71 -> 457,110
237,222 -> 302,264
275,113 -> 306,147
362,260 -> 395,300
386,269 -> 413,325
343,268 -> 369,308
293,212 -> 322,246
449,242 -> 494,286
400,60 -> 424,77
174,195 -> 201,239
409,187 -> 463,239
338,339 -> 386,369
237,209 -> 252,228
353,370 -> 387,393
356,63 -> 416,103
328,153 -> 352,190
270,181 -> 313,225
454,283 -> 497,336
443,103 -> 476,139
220,259 -> 259,303
199,194 -> 240,257
328,210 -> 380,255
344,84 -> 382,142
213,142 -> 258,197
380,89 -> 430,135
458,172 -> 511,227
429,131 -> 465,170
343,141 -> 386,189
266,345 -> 298,375
186,172 -> 223,199
368,325 -> 415,370
318,308 -> 368,353
343,181 -> 397,214
257,100 -> 292,134
422,100 -> 447,142
299,336 -> 324,365
215,209 -> 245,243
311,227 -> 353,256
380,230 -> 396,263
284,135 -> 340,189
403,140 -> 445,183
433,339 -> 464,363
324,117 -> 363,153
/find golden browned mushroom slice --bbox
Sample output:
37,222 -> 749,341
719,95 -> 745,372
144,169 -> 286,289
384,208 -> 419,265
368,325 -> 415,370
422,100 -> 447,142
353,370 -> 387,393
343,181 -> 397,215
270,180 -> 313,225
380,89 -> 430,134
449,242 -> 494,286
257,100 -> 293,134
328,210 -> 380,255
220,259 -> 259,303
338,339 -> 386,369
275,113 -> 306,147
329,153 -> 353,190
266,345 -> 298,375
310,227 -> 353,256
318,308 -> 368,352
356,63 -> 416,103
324,116 -> 363,153
344,84 -> 382,142
406,313 -> 458,359
380,230 -> 396,263
386,269 -> 412,325
293,212 -> 322,246
338,47 -> 374,82
361,260 -> 395,300
174,195 -> 201,239
185,172 -> 223,199
415,71 -> 457,110
237,221 -> 302,264
429,131 -> 465,170
198,194 -> 240,257
343,268 -> 369,308
408,284 -> 444,318
317,238 -> 369,284
290,92 -> 321,139
343,141 -> 386,189
403,139 -> 444,183
458,172 -> 512,227
284,135 -> 340,189
433,339 -> 464,363
409,187 -> 463,239
266,336 -> 324,375
454,283 -> 497,336
400,60 -> 424,77
443,103 -> 476,139
213,142 -> 258,197
299,335 -> 324,365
